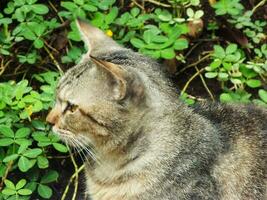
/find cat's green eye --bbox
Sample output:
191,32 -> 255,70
65,101 -> 78,113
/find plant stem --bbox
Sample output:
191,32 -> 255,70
43,44 -> 63,74
194,66 -> 215,101
181,68 -> 205,94
177,53 -> 211,76
61,164 -> 85,200
0,161 -> 13,191
144,0 -> 171,7
252,0 -> 267,13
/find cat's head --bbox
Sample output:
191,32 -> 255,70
46,20 -> 148,153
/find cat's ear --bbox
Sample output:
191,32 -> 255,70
76,18 -> 122,56
91,57 -> 145,102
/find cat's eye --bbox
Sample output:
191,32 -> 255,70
64,101 -> 78,113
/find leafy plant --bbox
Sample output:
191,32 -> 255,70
130,24 -> 188,59
0,71 -> 66,199
212,0 -> 244,16
205,43 -> 267,105
2,179 -> 32,200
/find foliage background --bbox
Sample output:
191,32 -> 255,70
0,0 -> 266,199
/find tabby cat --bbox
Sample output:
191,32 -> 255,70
46,19 -> 267,200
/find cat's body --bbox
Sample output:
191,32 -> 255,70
47,20 -> 267,200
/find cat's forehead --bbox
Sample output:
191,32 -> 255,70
56,61 -> 113,103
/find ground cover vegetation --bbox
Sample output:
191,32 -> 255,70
0,0 -> 266,199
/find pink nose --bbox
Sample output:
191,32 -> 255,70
46,107 -> 60,125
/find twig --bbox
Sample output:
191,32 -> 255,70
0,59 -> 12,76
44,44 -> 63,74
61,164 -> 85,200
132,0 -> 145,10
252,0 -> 267,14
0,161 -> 13,190
177,53 -> 211,76
47,155 -> 71,159
44,40 -> 59,54
181,68 -> 205,94
70,150 -> 79,200
48,1 -> 64,23
184,42 -> 202,58
144,0 -> 171,7
61,145 -> 82,200
194,66 -> 215,101
48,1 -> 73,48
186,94 -> 205,101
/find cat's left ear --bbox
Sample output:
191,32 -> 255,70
91,57 -> 145,102
76,18 -> 122,56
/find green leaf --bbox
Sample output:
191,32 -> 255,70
83,4 -> 97,11
32,120 -> 46,130
4,179 -> 16,190
0,125 -> 14,137
195,10 -> 204,19
210,59 -> 221,69
53,143 -> 68,153
33,39 -> 44,49
161,48 -> 175,59
222,62 -> 232,70
15,128 -> 31,138
26,0 -> 37,4
74,7 -> 86,18
37,155 -> 49,169
61,1 -> 78,11
23,148 -> 42,158
213,45 -> 225,58
230,78 -> 242,85
156,9 -> 172,21
2,188 -> 16,195
191,0 -> 200,6
32,100 -> 43,112
31,4 -> 49,14
38,184 -> 52,199
130,38 -> 145,48
186,8 -> 194,18
105,7 -> 118,24
220,93 -> 233,103
218,72 -> 229,80
130,7 -> 140,17
41,170 -> 59,184
141,49 -> 161,59
174,38 -> 188,50
18,156 -> 31,172
226,44 -> 238,54
205,72 -> 218,78
3,154 -> 19,162
74,0 -> 84,5
15,138 -> 32,146
0,138 -> 14,146
259,89 -> 267,103
18,188 -> 32,195
246,79 -> 261,88
26,182 -> 37,192
143,30 -> 155,44
33,24 -> 46,36
18,143 -> 29,154
224,54 -> 238,62
16,179 -> 27,190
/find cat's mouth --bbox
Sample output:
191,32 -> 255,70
52,126 -> 75,138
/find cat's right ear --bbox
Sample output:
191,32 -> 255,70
76,18 -> 121,56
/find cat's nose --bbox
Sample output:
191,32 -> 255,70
46,108 -> 60,125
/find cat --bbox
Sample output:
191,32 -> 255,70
46,19 -> 267,200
